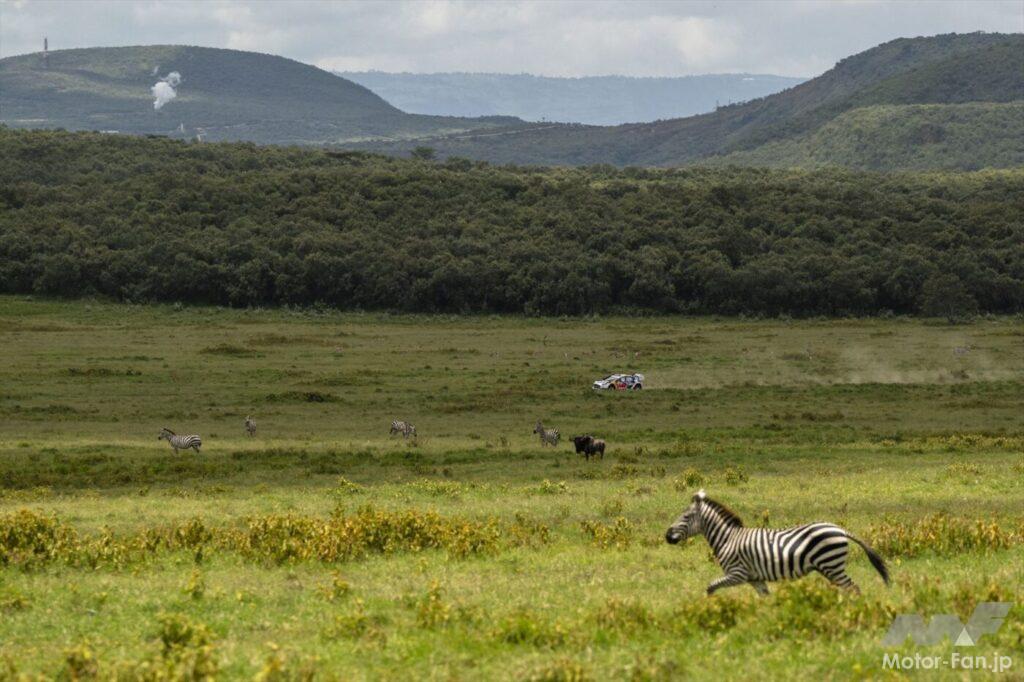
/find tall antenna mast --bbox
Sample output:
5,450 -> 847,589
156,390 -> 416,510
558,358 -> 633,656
43,37 -> 49,68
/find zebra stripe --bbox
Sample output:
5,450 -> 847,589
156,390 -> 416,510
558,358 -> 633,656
158,428 -> 202,454
390,420 -> 416,438
665,490 -> 888,595
533,421 -> 560,447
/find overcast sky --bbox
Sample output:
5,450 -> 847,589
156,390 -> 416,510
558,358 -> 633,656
1,0 -> 1021,77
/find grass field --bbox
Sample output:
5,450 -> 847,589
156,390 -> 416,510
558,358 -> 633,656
0,297 -> 1022,680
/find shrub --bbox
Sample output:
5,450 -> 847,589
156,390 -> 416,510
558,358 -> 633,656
580,517 -> 634,549
524,659 -> 590,682
156,613 -> 214,656
673,468 -> 706,491
0,589 -> 29,613
334,477 -> 364,495
235,506 -> 503,563
868,514 -> 1023,557
253,646 -> 320,682
0,509 -> 78,567
407,479 -> 465,498
768,581 -> 896,640
199,344 -> 258,357
60,642 -> 99,681
507,514 -> 551,548
492,610 -> 569,648
0,506 -> 549,568
415,581 -> 452,629
669,594 -> 754,634
325,599 -> 370,639
536,480 -> 569,495
945,461 -> 982,477
600,499 -> 625,517
594,597 -> 655,632
723,466 -> 749,486
183,569 -> 205,600
321,571 -> 351,602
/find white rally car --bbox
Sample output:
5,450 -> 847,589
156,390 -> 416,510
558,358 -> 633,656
592,373 -> 645,390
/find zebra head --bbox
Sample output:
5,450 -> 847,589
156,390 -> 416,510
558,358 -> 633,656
158,427 -> 174,441
665,489 -> 708,544
533,421 -> 543,434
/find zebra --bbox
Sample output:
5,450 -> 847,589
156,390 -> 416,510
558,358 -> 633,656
390,420 -> 416,439
244,415 -> 256,437
158,427 -> 202,454
665,490 -> 889,596
534,420 -> 560,447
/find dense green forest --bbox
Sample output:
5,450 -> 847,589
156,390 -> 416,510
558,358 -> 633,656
1,128 -> 1021,316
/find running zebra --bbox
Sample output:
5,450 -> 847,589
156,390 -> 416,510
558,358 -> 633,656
244,415 -> 256,437
665,490 -> 889,595
389,420 -> 416,439
534,420 -> 560,447
158,427 -> 202,454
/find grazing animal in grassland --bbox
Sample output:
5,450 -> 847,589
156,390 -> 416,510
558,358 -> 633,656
390,420 -> 416,439
665,490 -> 889,596
158,428 -> 202,454
244,415 -> 256,437
573,435 -> 593,455
534,420 -> 560,447
573,435 -> 605,460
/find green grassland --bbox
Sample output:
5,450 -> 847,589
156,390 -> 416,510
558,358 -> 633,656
0,297 -> 1022,680
708,102 -> 1024,172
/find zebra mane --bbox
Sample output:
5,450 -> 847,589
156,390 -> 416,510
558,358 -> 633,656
702,496 -> 744,528
161,427 -> 175,434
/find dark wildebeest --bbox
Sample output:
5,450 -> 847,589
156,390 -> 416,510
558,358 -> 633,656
572,435 -> 593,456
586,438 -> 606,460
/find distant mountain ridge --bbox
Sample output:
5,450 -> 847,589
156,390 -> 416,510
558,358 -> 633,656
0,45 -> 518,144
337,72 -> 806,125
348,33 -> 1024,171
3,34 -> 1020,172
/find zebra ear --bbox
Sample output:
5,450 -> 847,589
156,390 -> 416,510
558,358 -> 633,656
693,489 -> 706,502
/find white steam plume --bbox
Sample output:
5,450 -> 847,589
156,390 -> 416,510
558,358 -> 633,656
151,71 -> 182,110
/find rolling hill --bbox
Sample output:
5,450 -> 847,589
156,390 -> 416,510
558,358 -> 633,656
337,72 -> 805,125
0,45 -> 519,144
349,33 -> 1024,170
706,102 -> 1024,171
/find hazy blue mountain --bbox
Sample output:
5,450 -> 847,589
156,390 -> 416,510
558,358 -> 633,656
338,72 -> 806,125
347,33 -> 1024,170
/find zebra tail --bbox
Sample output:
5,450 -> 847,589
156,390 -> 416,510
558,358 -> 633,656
847,533 -> 890,585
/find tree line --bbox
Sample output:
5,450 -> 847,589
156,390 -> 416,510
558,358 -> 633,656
0,128 -> 1021,317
